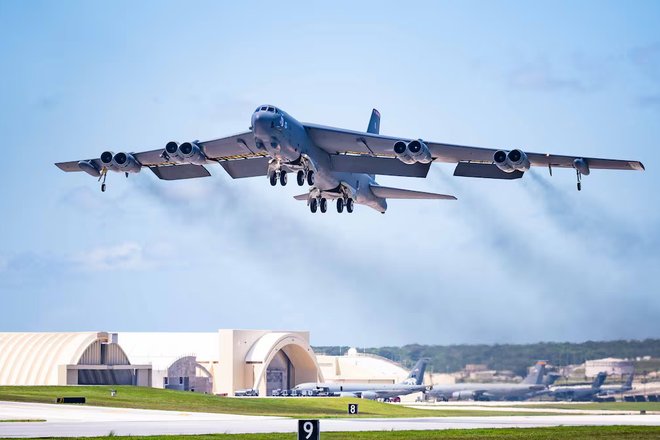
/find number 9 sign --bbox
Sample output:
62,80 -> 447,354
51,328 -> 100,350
298,419 -> 319,440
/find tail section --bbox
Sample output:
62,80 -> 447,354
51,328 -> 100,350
402,358 -> 429,385
522,361 -> 547,385
624,373 -> 634,388
592,371 -> 607,388
370,185 -> 456,200
367,109 -> 380,134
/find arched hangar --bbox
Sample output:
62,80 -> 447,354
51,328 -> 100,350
0,332 -> 151,386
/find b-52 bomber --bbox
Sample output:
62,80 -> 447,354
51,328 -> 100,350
56,105 -> 645,214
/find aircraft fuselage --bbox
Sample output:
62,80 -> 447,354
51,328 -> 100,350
251,105 -> 387,212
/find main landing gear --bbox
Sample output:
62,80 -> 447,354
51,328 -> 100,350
270,169 -> 314,187
310,197 -> 354,214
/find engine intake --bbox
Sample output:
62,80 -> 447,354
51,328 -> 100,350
407,140 -> 432,164
493,149 -> 529,173
164,141 -> 207,165
112,152 -> 141,173
394,140 -> 432,164
100,151 -> 114,167
507,149 -> 530,172
394,141 -> 416,164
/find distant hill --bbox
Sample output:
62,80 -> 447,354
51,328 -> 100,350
313,339 -> 660,376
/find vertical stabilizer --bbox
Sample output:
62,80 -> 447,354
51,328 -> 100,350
402,358 -> 428,385
522,361 -> 546,385
367,109 -> 380,134
592,372 -> 607,388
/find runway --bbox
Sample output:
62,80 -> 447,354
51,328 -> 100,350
1,401 -> 659,437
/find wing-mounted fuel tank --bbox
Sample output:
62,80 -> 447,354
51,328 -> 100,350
493,149 -> 530,173
452,390 -> 476,400
164,141 -> 207,165
393,140 -> 432,164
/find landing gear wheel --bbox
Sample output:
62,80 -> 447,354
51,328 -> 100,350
310,198 -> 318,213
346,198 -> 354,213
279,171 -> 287,186
269,172 -> 278,186
307,170 -> 315,186
297,170 -> 305,186
319,198 -> 328,213
101,184 -> 106,192
336,198 -> 344,213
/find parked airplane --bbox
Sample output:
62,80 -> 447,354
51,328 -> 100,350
293,358 -> 428,400
546,372 -> 608,401
426,361 -> 547,401
56,105 -> 645,213
599,373 -> 634,396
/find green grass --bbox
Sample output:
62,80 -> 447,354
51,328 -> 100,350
0,419 -> 45,423
0,386 -> 551,418
519,401 -> 660,412
5,426 -> 660,440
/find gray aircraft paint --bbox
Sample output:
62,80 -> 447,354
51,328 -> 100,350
294,358 -> 429,400
427,361 -> 547,401
56,105 -> 644,213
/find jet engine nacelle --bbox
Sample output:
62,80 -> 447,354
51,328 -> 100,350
452,390 -> 475,400
493,149 -> 529,173
178,141 -> 207,165
112,152 -> 141,173
337,392 -> 359,398
164,141 -> 207,165
394,141 -> 416,164
407,140 -> 432,164
507,149 -> 530,172
100,151 -> 115,169
361,391 -> 379,400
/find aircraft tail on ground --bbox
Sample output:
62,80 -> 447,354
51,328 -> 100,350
402,358 -> 429,385
367,109 -> 380,134
521,361 -> 547,385
592,371 -> 608,388
624,373 -> 634,388
370,185 -> 456,200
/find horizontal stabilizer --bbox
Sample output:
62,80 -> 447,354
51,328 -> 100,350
293,193 -> 308,201
331,155 -> 430,178
370,185 -> 456,200
454,162 -> 523,179
149,164 -> 211,180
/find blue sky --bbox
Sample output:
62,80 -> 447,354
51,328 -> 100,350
0,0 -> 658,346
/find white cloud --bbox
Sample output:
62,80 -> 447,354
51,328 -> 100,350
73,242 -> 169,272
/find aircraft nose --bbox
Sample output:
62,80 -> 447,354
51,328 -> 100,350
251,111 -> 276,135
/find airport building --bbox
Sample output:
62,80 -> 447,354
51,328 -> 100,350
0,330 -> 324,396
0,332 -> 152,386
585,357 -> 634,377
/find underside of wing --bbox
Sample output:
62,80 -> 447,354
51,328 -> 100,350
149,164 -> 211,180
330,155 -> 430,177
370,185 -> 456,200
304,123 -> 645,176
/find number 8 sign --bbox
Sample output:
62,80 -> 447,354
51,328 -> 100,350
298,419 -> 319,440
348,403 -> 359,415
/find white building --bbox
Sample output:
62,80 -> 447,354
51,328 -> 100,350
585,357 -> 634,377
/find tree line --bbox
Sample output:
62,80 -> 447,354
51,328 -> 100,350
313,339 -> 660,376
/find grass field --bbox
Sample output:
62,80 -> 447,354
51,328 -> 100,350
6,426 -> 660,440
0,386 -> 551,418
0,420 -> 44,423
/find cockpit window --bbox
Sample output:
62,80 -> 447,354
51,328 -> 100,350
267,106 -> 275,112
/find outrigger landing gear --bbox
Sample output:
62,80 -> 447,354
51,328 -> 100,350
576,169 -> 582,191
98,167 -> 108,192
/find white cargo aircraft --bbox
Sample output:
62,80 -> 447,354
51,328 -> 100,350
56,105 -> 645,213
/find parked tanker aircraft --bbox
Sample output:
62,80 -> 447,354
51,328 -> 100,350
55,105 -> 645,213
293,358 -> 429,400
426,361 -> 548,401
